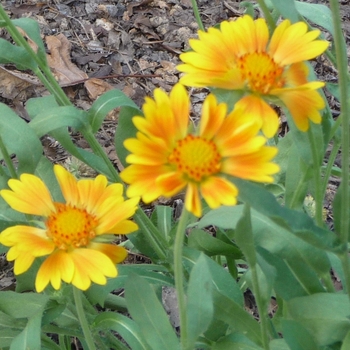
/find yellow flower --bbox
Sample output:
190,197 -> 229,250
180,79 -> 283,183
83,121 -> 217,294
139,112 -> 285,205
120,84 -> 279,217
0,165 -> 139,292
178,15 -> 329,135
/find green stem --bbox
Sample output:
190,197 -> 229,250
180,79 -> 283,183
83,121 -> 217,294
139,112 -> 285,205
73,287 -> 97,350
190,0 -> 205,31
173,208 -> 190,349
250,263 -> 270,350
0,5 -> 71,106
256,0 -> 276,32
0,133 -> 17,179
329,0 -> 350,244
307,128 -> 323,226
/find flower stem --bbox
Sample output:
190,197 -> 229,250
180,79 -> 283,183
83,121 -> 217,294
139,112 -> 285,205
0,5 -> 71,107
173,208 -> 190,349
0,132 -> 17,179
307,128 -> 323,226
73,287 -> 97,350
330,0 -> 350,298
256,0 -> 276,32
191,0 -> 205,31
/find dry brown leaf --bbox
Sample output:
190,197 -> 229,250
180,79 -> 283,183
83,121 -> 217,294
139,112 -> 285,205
84,78 -> 114,100
0,65 -> 40,100
46,34 -> 88,86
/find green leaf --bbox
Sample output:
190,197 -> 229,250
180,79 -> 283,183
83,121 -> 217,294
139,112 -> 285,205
212,289 -> 262,346
29,106 -> 87,137
26,95 -> 59,119
86,265 -> 173,306
94,312 -> 152,350
114,106 -> 140,167
0,38 -> 37,70
125,274 -> 180,350
295,1 -> 334,35
287,293 -> 350,346
211,89 -> 244,112
0,103 -> 42,174
195,205 -> 244,230
183,247 -> 244,306
282,319 -> 319,350
88,90 -> 139,133
187,254 -> 214,348
269,0 -> 299,22
341,330 -> 350,350
155,205 -> 173,242
188,228 -> 242,258
0,291 -> 49,318
213,333 -> 263,350
231,178 -> 340,252
0,329 -> 22,347
270,339 -> 290,350
12,18 -> 47,62
10,312 -> 42,350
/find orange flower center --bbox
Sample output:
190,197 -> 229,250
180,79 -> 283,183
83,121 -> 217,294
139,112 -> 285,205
237,52 -> 284,94
46,203 -> 98,250
168,135 -> 221,182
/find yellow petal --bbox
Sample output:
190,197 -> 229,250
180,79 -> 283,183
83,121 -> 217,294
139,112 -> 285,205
70,249 -> 117,290
184,183 -> 202,217
54,165 -> 79,206
107,220 -> 139,235
201,176 -> 238,209
13,252 -> 35,275
88,242 -> 128,264
199,94 -> 227,140
156,172 -> 187,198
1,174 -> 55,216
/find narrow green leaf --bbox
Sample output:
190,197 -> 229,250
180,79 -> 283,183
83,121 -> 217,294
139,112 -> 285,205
114,106 -> 140,167
231,178 -> 340,252
295,1 -> 334,35
0,103 -> 42,174
212,289 -> 262,346
269,0 -> 299,22
0,291 -> 49,318
10,312 -> 42,350
187,254 -> 214,348
270,339 -> 290,350
0,329 -> 22,347
94,312 -> 152,350
12,18 -> 47,62
340,330 -> 350,350
183,247 -> 244,306
235,204 -> 256,266
213,333 -> 263,350
188,228 -> 242,258
125,274 -> 180,350
287,293 -> 350,346
26,95 -> 59,119
196,205 -> 244,230
88,90 -> 139,133
29,106 -> 87,137
0,38 -> 37,70
282,319 -> 318,350
155,205 -> 173,242
86,264 -> 173,306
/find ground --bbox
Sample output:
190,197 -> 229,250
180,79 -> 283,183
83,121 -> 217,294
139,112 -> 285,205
0,0 -> 349,338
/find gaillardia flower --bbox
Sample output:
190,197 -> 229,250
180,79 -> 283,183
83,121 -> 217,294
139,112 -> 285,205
0,165 -> 139,292
120,84 -> 279,217
178,15 -> 329,135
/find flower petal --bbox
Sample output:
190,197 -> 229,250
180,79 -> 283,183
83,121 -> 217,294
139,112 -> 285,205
201,177 -> 238,209
54,165 -> 79,206
184,183 -> 202,217
156,172 -> 187,198
1,174 -> 55,216
88,242 -> 128,264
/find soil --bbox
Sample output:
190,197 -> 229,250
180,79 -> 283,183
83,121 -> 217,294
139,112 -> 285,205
0,0 -> 349,343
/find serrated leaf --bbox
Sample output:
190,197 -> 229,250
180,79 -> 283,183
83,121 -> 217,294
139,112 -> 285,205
88,90 -> 139,133
0,103 -> 42,174
125,274 -> 180,350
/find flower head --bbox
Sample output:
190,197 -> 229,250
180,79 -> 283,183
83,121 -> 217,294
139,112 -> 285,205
120,84 -> 279,217
0,165 -> 139,292
178,15 -> 329,135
